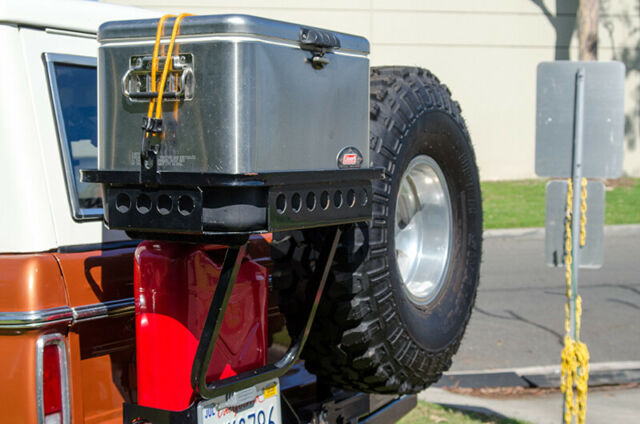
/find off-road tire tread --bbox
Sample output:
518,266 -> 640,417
273,66 -> 482,394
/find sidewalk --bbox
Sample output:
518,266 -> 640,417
425,362 -> 640,423
420,385 -> 640,424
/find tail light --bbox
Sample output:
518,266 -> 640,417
43,345 -> 62,421
36,334 -> 70,424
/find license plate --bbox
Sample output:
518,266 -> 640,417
197,379 -> 281,424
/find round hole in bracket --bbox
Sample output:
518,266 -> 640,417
276,193 -> 287,214
347,189 -> 356,208
361,189 -> 369,207
178,195 -> 195,216
136,193 -> 152,214
157,194 -> 173,215
320,191 -> 330,210
291,193 -> 301,213
334,190 -> 343,208
306,192 -> 316,211
116,193 -> 131,213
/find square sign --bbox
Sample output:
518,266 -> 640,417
545,180 -> 605,268
536,61 -> 625,178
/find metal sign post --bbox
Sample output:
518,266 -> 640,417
536,60 -> 625,424
568,68 -> 585,341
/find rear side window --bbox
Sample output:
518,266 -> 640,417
44,53 -> 102,220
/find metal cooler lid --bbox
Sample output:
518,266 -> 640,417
98,14 -> 370,54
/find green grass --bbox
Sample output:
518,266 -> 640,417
398,400 -> 530,424
481,180 -> 546,229
604,179 -> 640,225
481,178 -> 640,229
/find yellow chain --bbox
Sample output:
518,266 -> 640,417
561,178 -> 590,424
563,179 -> 573,318
580,178 -> 588,247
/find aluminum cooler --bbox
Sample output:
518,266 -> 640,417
83,14 -> 381,238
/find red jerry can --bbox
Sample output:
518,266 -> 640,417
134,241 -> 268,411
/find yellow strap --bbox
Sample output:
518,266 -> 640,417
147,14 -> 175,119
146,13 -> 193,124
154,13 -> 193,119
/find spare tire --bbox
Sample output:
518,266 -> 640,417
272,66 -> 483,394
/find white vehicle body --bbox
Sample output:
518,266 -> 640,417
0,0 -> 158,253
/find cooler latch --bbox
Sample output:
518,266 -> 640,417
299,28 -> 340,70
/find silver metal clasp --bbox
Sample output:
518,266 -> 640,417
122,54 -> 194,102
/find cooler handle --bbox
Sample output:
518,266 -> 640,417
122,56 -> 194,102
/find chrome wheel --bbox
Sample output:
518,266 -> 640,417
395,155 -> 453,305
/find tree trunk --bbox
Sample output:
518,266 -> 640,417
578,0 -> 599,60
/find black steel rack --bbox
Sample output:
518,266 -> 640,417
82,164 -> 383,424
82,168 -> 382,239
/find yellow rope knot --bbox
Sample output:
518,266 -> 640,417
561,305 -> 590,424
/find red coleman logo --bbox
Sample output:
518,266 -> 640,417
337,147 -> 364,169
343,154 -> 358,166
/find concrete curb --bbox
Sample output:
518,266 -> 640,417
483,227 -> 545,239
435,361 -> 640,389
445,361 -> 640,376
483,224 -> 640,240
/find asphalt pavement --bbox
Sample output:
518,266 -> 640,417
451,225 -> 640,372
